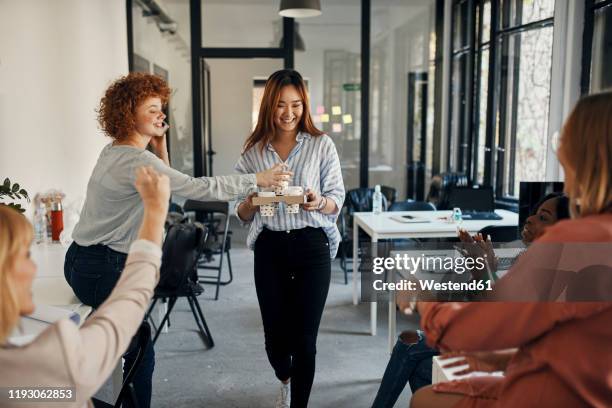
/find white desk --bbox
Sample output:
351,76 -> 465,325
351,210 -> 519,344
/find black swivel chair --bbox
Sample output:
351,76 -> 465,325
426,172 -> 469,210
91,322 -> 152,408
145,221 -> 214,348
388,200 -> 436,212
183,200 -> 233,300
338,187 -> 392,283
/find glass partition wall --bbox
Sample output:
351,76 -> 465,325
295,0 -> 362,191
132,0 -> 194,176
369,0 -> 439,200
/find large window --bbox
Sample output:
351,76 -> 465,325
583,0 -> 612,94
449,0 -> 555,199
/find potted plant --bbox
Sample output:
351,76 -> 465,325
0,178 -> 30,213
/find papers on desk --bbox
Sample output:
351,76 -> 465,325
390,215 -> 431,224
8,304 -> 81,346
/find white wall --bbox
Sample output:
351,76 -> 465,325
207,59 -> 283,177
0,0 -> 128,214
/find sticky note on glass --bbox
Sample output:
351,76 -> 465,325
312,115 -> 321,123
342,114 -> 353,124
316,105 -> 325,114
332,106 -> 342,115
320,114 -> 330,123
332,123 -> 342,133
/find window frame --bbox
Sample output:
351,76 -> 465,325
447,0 -> 556,202
581,0 -> 612,95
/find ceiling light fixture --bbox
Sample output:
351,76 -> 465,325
279,0 -> 322,18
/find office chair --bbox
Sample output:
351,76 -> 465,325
145,220 -> 214,348
338,187 -> 391,284
388,200 -> 436,212
426,172 -> 468,210
183,200 -> 233,300
91,322 -> 151,408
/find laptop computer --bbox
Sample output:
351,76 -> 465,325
447,186 -> 502,220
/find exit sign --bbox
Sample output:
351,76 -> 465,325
342,83 -> 361,91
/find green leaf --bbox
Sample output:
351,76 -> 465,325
3,178 -> 9,188
12,183 -> 20,193
19,189 -> 28,196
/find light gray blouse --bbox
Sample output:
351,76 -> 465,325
72,144 -> 257,253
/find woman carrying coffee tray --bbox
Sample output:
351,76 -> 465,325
235,69 -> 345,408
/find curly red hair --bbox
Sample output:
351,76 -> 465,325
97,72 -> 171,141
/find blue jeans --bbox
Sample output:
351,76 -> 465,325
371,330 -> 439,408
64,242 -> 155,408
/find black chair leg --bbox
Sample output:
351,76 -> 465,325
214,266 -> 221,301
151,297 -> 178,345
187,295 -> 214,348
226,250 -> 234,284
145,297 -> 159,333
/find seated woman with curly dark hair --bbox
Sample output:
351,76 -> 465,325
64,72 -> 291,408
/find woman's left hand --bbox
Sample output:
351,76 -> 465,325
303,188 -> 323,212
148,133 -> 167,154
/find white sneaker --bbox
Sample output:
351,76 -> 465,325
274,381 -> 290,408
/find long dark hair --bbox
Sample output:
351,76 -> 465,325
243,69 -> 323,153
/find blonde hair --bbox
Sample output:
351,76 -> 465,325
0,206 -> 33,343
558,91 -> 612,217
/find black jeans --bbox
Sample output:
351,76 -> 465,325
371,330 -> 439,408
64,242 -> 154,408
254,227 -> 331,408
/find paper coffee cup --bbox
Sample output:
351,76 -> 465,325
285,186 -> 304,195
274,180 -> 289,195
257,191 -> 276,197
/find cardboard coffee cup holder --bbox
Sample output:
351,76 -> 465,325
252,194 -> 306,206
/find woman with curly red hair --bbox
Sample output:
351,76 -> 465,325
64,72 -> 290,408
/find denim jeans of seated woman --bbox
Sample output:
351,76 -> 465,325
64,242 -> 154,408
371,330 -> 439,408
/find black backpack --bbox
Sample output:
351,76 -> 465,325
157,220 -> 208,292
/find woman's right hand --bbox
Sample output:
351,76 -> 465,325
255,163 -> 293,188
438,350 -> 514,375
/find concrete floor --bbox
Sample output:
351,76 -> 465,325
95,224 -> 418,408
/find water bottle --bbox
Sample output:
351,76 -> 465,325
452,207 -> 463,223
372,185 -> 383,215
34,203 -> 48,244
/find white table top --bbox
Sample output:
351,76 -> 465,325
31,242 -> 68,278
353,210 -> 518,239
29,242 -> 89,319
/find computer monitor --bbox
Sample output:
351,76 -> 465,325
447,186 -> 495,212
518,182 -> 564,227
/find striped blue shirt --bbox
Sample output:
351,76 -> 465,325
235,132 -> 345,258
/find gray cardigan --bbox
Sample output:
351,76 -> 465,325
72,144 -> 257,253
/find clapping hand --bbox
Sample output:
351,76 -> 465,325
457,229 -> 497,274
